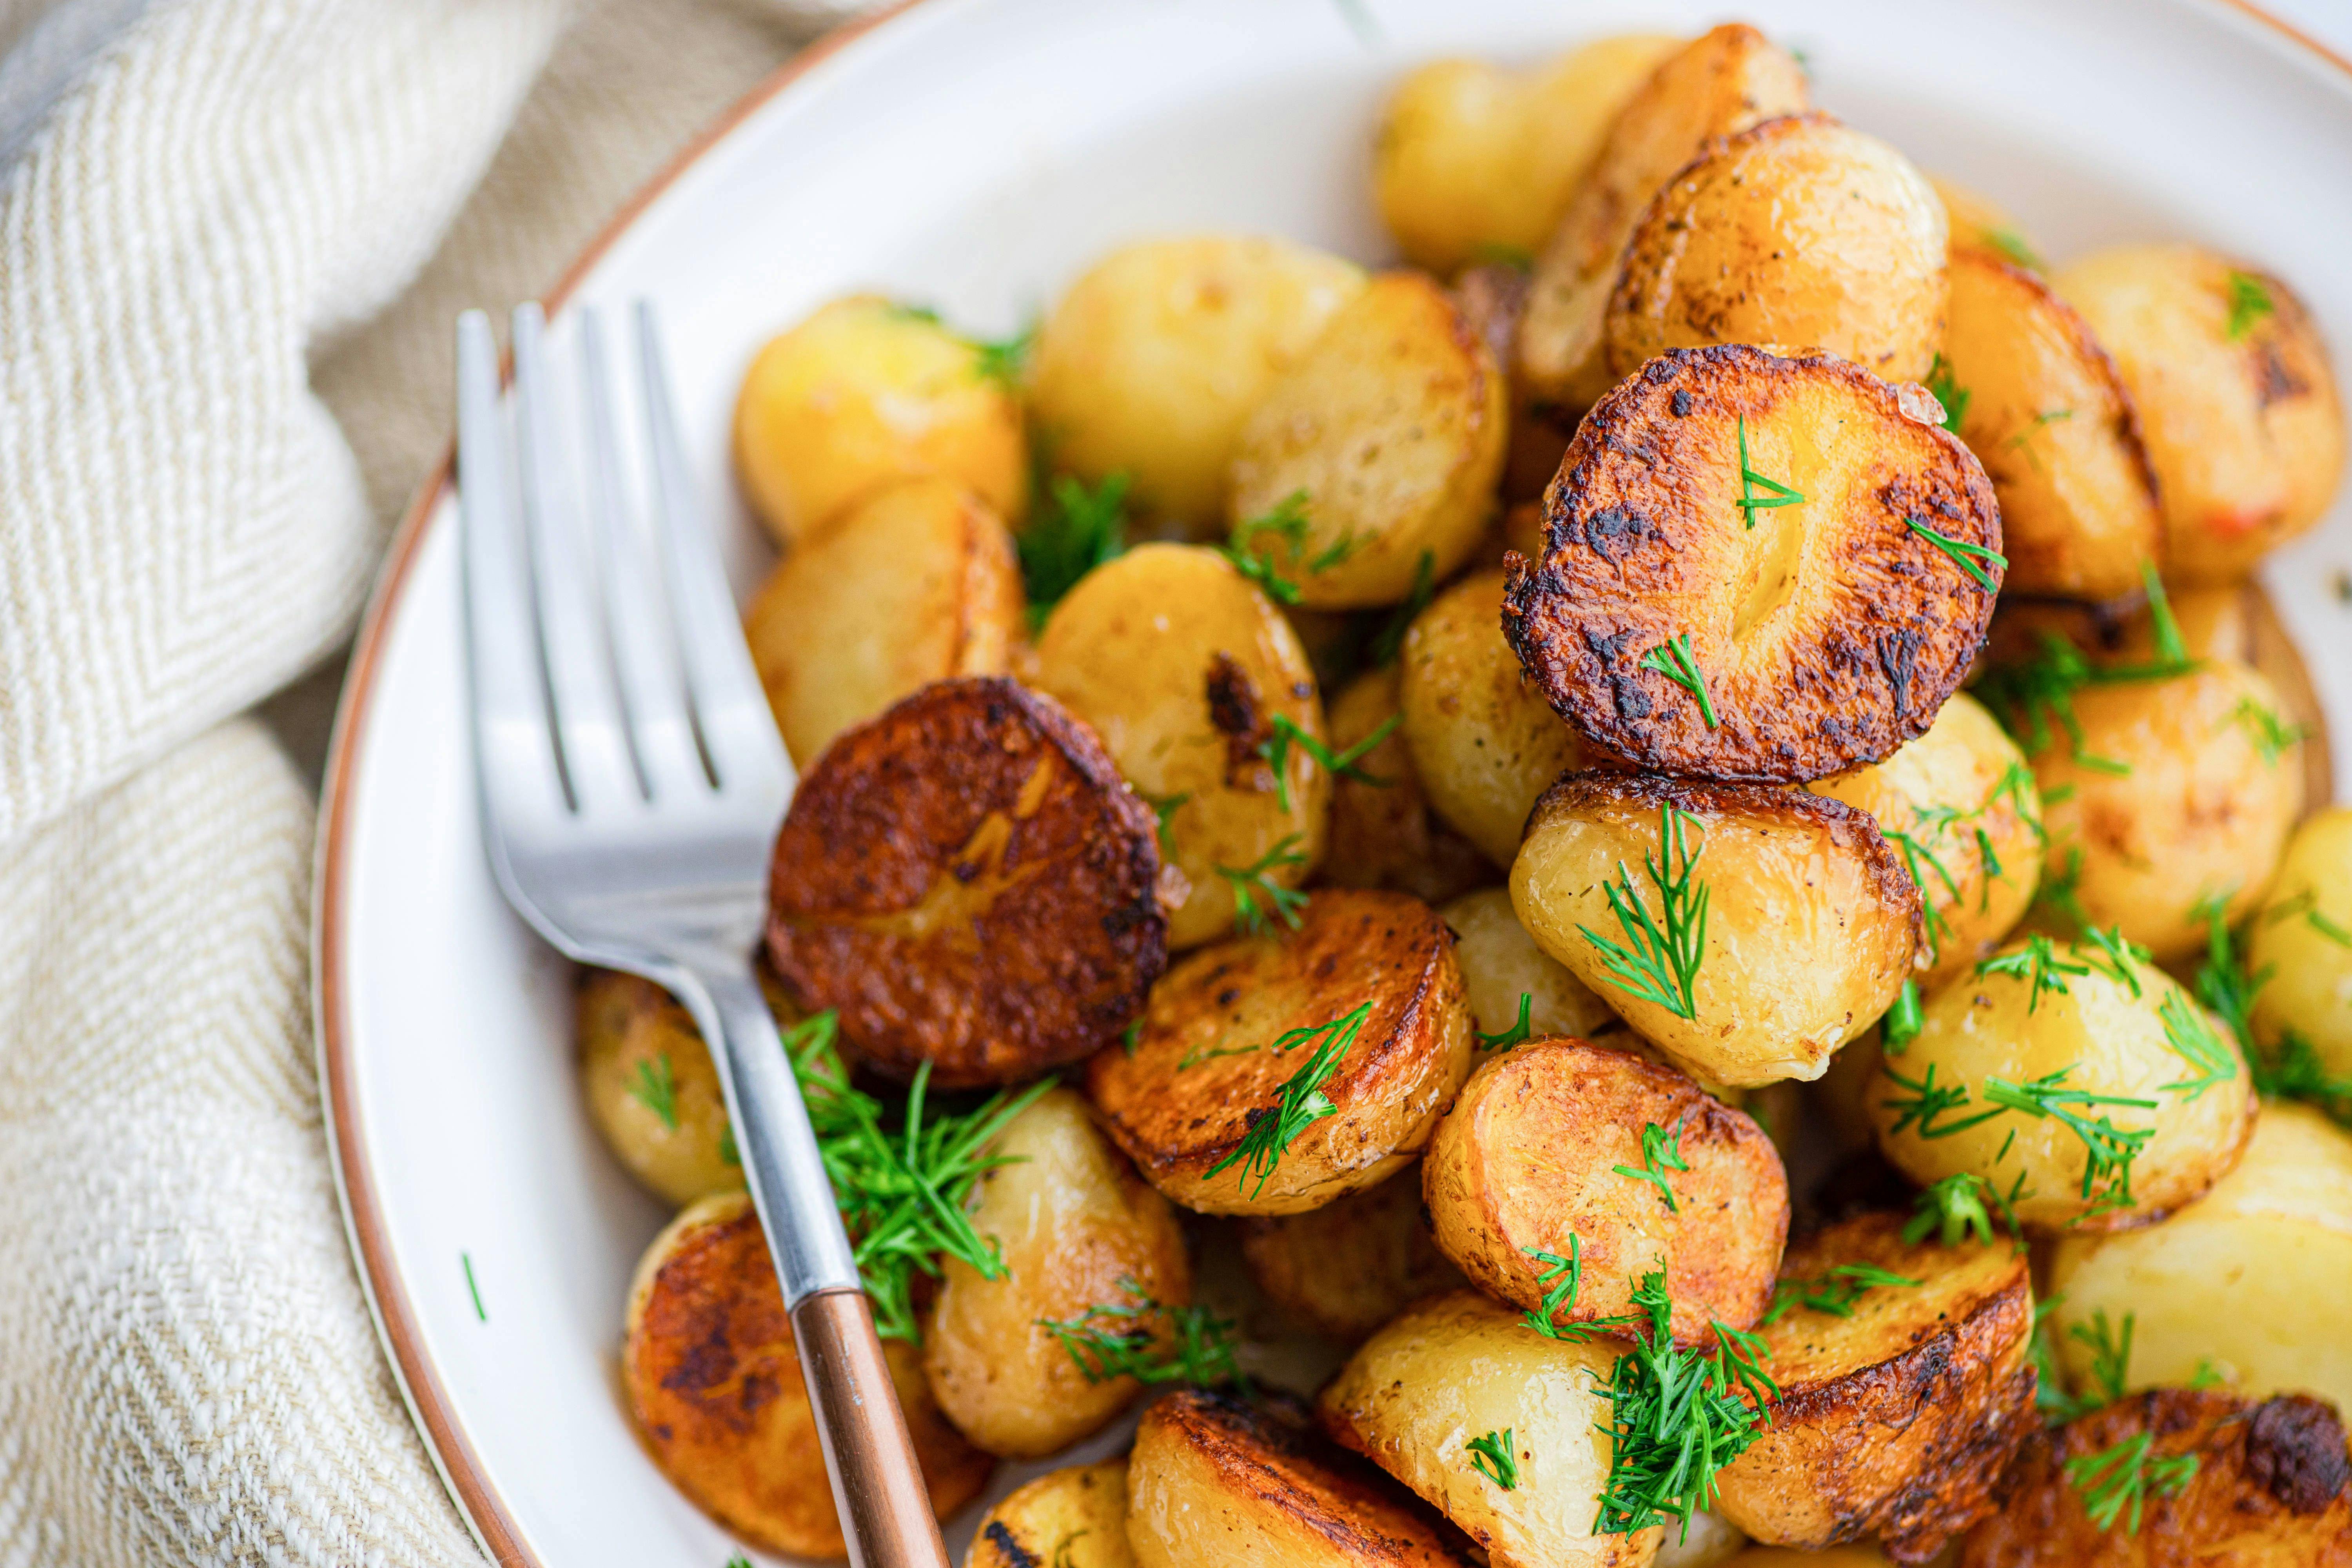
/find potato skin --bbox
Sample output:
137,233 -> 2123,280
1440,887 -> 1618,1044
923,1088 -> 1190,1459
1931,176 -> 2035,267
766,677 -> 1167,1087
1504,347 -> 2002,783
1513,773 -> 1920,1087
622,1192 -> 992,1557
965,1461 -> 1134,1568
1322,668 -> 1497,906
2248,808 -> 2352,1075
1089,890 -> 1473,1217
1241,1163 -> 1466,1343
1712,1214 -> 2036,1561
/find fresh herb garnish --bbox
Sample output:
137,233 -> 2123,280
1217,836 -> 1311,934
461,1252 -> 486,1323
2078,925 -> 2150,995
1176,1040 -> 1260,1072
1223,490 -> 1349,606
1639,633 -> 1719,727
1614,1116 -> 1690,1214
1976,933 -> 2093,1013
2156,991 -> 2238,1102
629,1053 -> 680,1130
1904,515 -> 2007,592
1884,978 -> 1924,1054
1882,1060 -> 2005,1140
1367,552 -> 1436,668
1258,713 -> 1396,813
2225,271 -> 2274,341
1887,828 -> 1963,965
1592,1270 -> 1780,1539
2068,1430 -> 2199,1533
1734,416 -> 1807,529
1985,227 -> 2043,269
1903,1171 -> 2024,1249
1521,1238 -> 1584,1339
1577,802 -> 1710,1021
1982,1069 -> 2155,1211
1924,353 -> 1971,432
2265,889 -> 2352,948
1976,564 -> 2195,770
718,1123 -> 739,1166
2229,697 -> 2308,767
1202,1002 -> 1373,1198
2037,844 -> 2090,933
1037,1277 -> 1246,1388
973,320 -> 1038,387
1467,1428 -> 1521,1490
1139,789 -> 1189,853
1476,993 -> 1535,1053
1760,1263 -> 1920,1325
1018,472 -> 1131,628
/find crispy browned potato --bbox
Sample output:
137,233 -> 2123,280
1503,347 -> 2002,782
1712,1214 -> 2036,1561
1931,176 -> 2038,269
1937,249 -> 2163,602
1128,1389 -> 1468,1568
1425,1036 -> 1788,1341
766,677 -> 1166,1087
966,1461 -> 1134,1568
923,1088 -> 1190,1458
1322,667 -> 1497,906
1241,1163 -> 1465,1342
1519,23 -> 1810,409
1088,889 -> 1473,1217
623,1192 -> 993,1557
1606,114 -> 1947,387
1959,1389 -> 2352,1567
1439,887 -> 1617,1043
1513,773 -> 1920,1087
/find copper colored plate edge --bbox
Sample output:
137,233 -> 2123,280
308,4 -> 2350,1565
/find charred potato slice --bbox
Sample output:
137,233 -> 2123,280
1440,887 -> 1618,1043
623,1192 -> 992,1557
1032,544 -> 1327,951
1512,774 -> 1920,1087
1241,1164 -> 1466,1343
1503,347 -> 2002,782
966,1461 -> 1134,1568
1088,889 -> 1473,1217
2248,808 -> 2352,1074
1228,273 -> 1508,608
1606,115 -> 1947,387
1931,176 -> 2039,269
924,1088 -> 1190,1458
1425,1037 -> 1789,1341
578,968 -> 791,1205
1712,1214 -> 2036,1561
1323,667 -> 1497,906
765,677 -> 1166,1086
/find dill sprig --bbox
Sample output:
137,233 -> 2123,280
1904,1171 -> 2025,1249
1985,227 -> 2043,270
2187,902 -> 2352,1123
1733,416 -> 1807,529
629,1053 -> 679,1129
1982,1069 -> 2155,1211
2249,1031 -> 2352,1127
1577,803 -> 1710,1021
2265,888 -> 2352,948
1139,789 -> 1189,853
1592,1270 -> 1780,1539
2156,991 -> 2238,1101
1258,713 -> 1396,813
1203,1002 -> 1373,1198
1976,933 -> 2093,1013
1887,828 -> 1962,965
1476,993 -> 1535,1053
1882,1060 -> 2005,1140
1760,1263 -> 1920,1326
1367,551 -> 1436,668
1467,1428 -> 1521,1490
1884,979 -> 1924,1054
1018,472 -> 1131,628
1904,515 -> 2007,592
2068,1431 -> 2198,1532
1216,835 -> 1311,934
972,320 -> 1038,387
2078,926 -> 2151,995
1638,633 -> 1719,727
1613,1116 -> 1690,1214
2037,844 -> 2090,933
1036,1277 -> 1246,1388
1222,490 -> 1334,606
1520,1237 -> 1585,1339
1976,564 -> 2195,769
1924,353 -> 1970,432
2225,271 -> 2274,341
2229,697 -> 2308,766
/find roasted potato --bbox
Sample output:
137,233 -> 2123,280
1322,668 -> 1497,906
766,677 -> 1166,1087
1241,1163 -> 1466,1343
1712,1214 -> 2036,1561
2249,808 -> 2352,1075
1606,114 -> 1947,387
1032,544 -> 1327,950
1398,569 -> 1584,867
1930,176 -> 2038,269
1513,773 -> 1920,1087
1657,1517 -> 1752,1568
1128,1389 -> 1468,1568
1320,1289 -> 1664,1568
1504,347 -> 2002,782
1228,273 -> 1508,608
743,476 -> 1024,768
734,294 -> 1027,547
2054,245 -> 2347,584
966,1461 -> 1134,1568
1936,249 -> 2163,602
1519,24 -> 1810,409
1030,237 -> 1366,531
1425,1037 -> 1788,1341
1089,889 -> 1474,1216
923,1088 -> 1191,1458
1439,887 -> 1617,1043
1867,933 -> 2259,1233
622,1192 -> 993,1557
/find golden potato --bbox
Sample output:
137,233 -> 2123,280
1513,773 -> 1920,1088
2045,1102 -> 2352,1418
1228,273 -> 1508,608
1426,1037 -> 1789,1341
1240,1163 -> 1466,1343
1439,887 -> 1617,1043
1712,1214 -> 2036,1559
1930,176 -> 2038,269
1868,933 -> 2258,1233
1936,249 -> 2163,602
1605,114 -> 1947,387
966,1461 -> 1134,1568
1322,667 -> 1497,906
1030,237 -> 1366,531
1398,569 -> 1583,866
622,1192 -> 993,1557
1656,1517 -> 1752,1568
2054,244 -> 2347,583
923,1088 -> 1191,1459
733,294 -> 1026,547
2249,808 -> 2352,1075
1032,544 -> 1327,950
577,967 -> 744,1206
1088,890 -> 1474,1216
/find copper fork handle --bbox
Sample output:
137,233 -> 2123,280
790,1289 -> 951,1568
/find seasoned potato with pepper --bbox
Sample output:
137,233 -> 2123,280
1240,1164 -> 1466,1343
1712,1214 -> 2037,1560
966,1461 -> 1134,1568
1425,1037 -> 1788,1341
578,968 -> 791,1205
1513,773 -> 1920,1087
2249,809 -> 2352,1075
733,295 -> 1027,547
1931,176 -> 2038,269
924,1089 -> 1191,1459
623,1193 -> 993,1557
1322,668 -> 1496,905
1440,887 -> 1617,1043
2054,245 -> 2347,583
1090,890 -> 1473,1216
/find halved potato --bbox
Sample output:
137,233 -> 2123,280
623,1192 -> 993,1557
1228,273 -> 1508,608
1712,1214 -> 2036,1561
1426,1037 -> 1787,1341
966,1461 -> 1134,1568
1606,114 -> 1946,387
1032,544 -> 1327,950
1440,887 -> 1618,1043
1089,889 -> 1473,1216
1513,773 -> 1920,1087
1322,667 -> 1497,906
1240,1163 -> 1466,1343
1930,176 -> 2038,269
2248,808 -> 2352,1075
766,677 -> 1166,1086
1503,347 -> 2002,782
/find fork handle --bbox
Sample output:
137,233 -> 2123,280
793,1290 -> 953,1568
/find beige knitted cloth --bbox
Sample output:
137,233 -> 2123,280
0,1 -> 863,1561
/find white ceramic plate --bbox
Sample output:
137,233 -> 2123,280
316,2 -> 2352,1563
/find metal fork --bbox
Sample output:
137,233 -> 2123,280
456,302 -> 948,1568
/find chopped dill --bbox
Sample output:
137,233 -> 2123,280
1924,353 -> 1970,432
1577,802 -> 1710,1022
1904,515 -> 2007,592
1018,472 -> 1131,628
1476,993 -> 1535,1053
1203,1002 -> 1373,1198
1734,416 -> 1807,530
1258,713 -> 1396,813
1760,1263 -> 1920,1325
1466,1428 -> 1521,1490
1216,836 -> 1311,934
1037,1277 -> 1246,1388
1639,633 -> 1719,727
629,1053 -> 679,1130
1613,1116 -> 1690,1214
2225,271 -> 2274,341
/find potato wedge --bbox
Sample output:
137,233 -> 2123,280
623,1192 -> 993,1557
766,677 -> 1166,1087
1504,347 -> 2002,782
1032,543 -> 1327,950
1606,114 -> 1947,387
1440,887 -> 1618,1044
1930,176 -> 2038,269
1088,889 -> 1473,1216
1513,773 -> 1920,1087
1323,667 -> 1497,906
966,1461 -> 1134,1568
1241,1163 -> 1466,1343
1425,1037 -> 1788,1341
1711,1214 -> 2036,1561
2248,808 -> 2352,1076
1228,272 -> 1508,608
